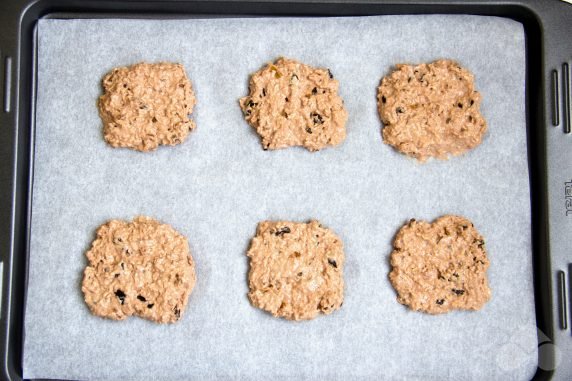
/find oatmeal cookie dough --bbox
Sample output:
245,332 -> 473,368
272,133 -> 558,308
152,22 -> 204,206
98,62 -> 196,152
388,215 -> 491,314
377,60 -> 487,161
82,216 -> 196,323
240,58 -> 348,151
247,220 -> 345,320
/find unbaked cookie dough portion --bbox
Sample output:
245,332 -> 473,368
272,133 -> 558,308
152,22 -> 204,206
247,220 -> 345,320
240,58 -> 348,151
82,216 -> 196,323
388,215 -> 491,314
377,60 -> 487,161
98,62 -> 196,152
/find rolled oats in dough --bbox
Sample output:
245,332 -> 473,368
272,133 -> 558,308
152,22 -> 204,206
82,216 -> 196,323
247,220 -> 345,321
239,58 -> 348,151
377,60 -> 487,161
388,215 -> 491,314
98,62 -> 196,152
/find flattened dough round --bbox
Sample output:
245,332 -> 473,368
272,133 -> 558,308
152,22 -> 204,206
377,60 -> 487,161
98,62 -> 196,152
82,216 -> 196,323
388,215 -> 491,314
240,58 -> 348,151
247,220 -> 345,320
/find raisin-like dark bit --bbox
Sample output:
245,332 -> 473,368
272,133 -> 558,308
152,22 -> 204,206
381,95 -> 386,104
327,69 -> 334,79
436,299 -> 445,305
120,262 -> 125,270
457,102 -> 463,108
312,87 -> 318,95
174,306 -> 181,319
396,107 -> 404,114
137,295 -> 146,302
115,289 -> 126,305
328,259 -> 338,268
477,239 -> 485,249
147,303 -> 154,309
152,117 -> 158,123
114,273 -> 120,278
311,112 -> 323,125
262,88 -> 266,97
275,226 -> 291,236
285,97 -> 289,102
452,289 -> 465,295
306,127 -> 312,134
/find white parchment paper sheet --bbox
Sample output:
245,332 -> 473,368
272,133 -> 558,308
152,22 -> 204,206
25,16 -> 536,380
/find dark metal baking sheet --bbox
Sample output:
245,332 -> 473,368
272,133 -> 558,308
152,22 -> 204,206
0,1 -> 571,380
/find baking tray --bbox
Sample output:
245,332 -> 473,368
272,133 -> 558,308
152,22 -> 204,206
0,0 -> 571,380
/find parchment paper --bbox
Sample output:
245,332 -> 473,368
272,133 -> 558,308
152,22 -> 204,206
24,16 -> 537,380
